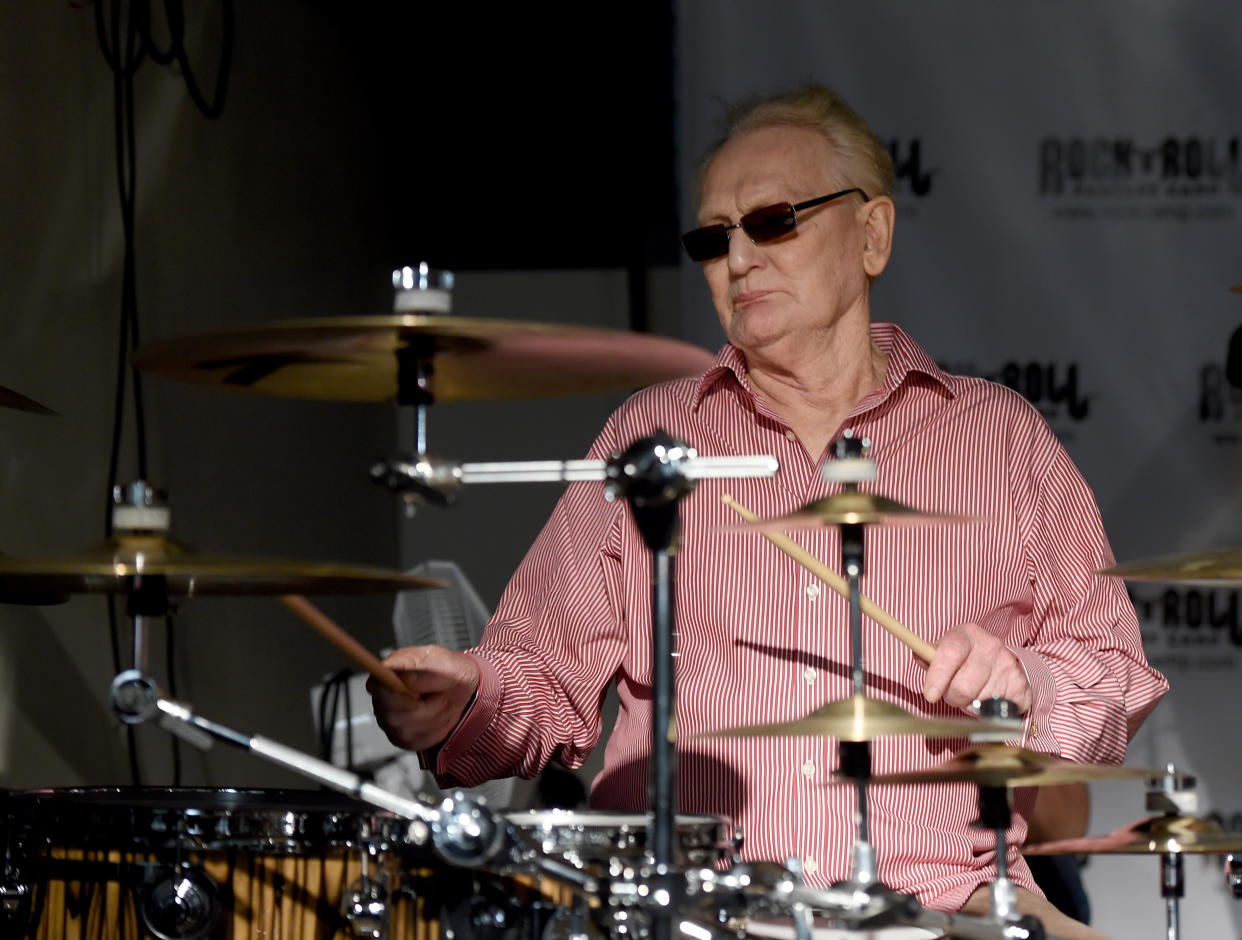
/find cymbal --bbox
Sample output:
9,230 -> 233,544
0,535 -> 442,598
132,316 -> 717,403
1024,814 -> 1242,855
703,695 -> 1020,743
0,385 -> 55,415
863,744 -> 1152,788
1099,548 -> 1242,585
726,492 -> 978,532
1231,283 -> 1241,293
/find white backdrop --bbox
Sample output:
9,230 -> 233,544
676,3 -> 1242,936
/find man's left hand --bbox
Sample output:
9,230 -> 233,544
922,622 -> 1032,713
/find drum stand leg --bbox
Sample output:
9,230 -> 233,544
977,787 -> 1019,922
1161,850 -> 1182,940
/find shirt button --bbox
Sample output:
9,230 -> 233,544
1029,721 -> 1038,736
804,857 -> 819,874
803,667 -> 817,684
784,429 -> 797,441
800,760 -> 815,778
805,583 -> 820,599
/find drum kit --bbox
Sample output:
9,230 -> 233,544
1,266 -> 1240,940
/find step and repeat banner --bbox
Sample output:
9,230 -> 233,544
676,3 -> 1242,936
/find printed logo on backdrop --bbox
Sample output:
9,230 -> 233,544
939,359 -> 1092,442
888,139 -> 938,216
1039,135 -> 1242,221
1129,586 -> 1241,672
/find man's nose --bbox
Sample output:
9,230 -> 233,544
726,225 -> 763,275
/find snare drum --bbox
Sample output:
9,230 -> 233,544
0,787 -> 451,940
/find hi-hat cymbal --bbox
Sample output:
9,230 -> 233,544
1024,814 -> 1242,855
1100,548 -> 1242,585
725,492 -> 978,532
862,743 -> 1153,788
0,385 -> 55,415
132,316 -> 717,403
703,695 -> 1020,743
0,535 -> 442,598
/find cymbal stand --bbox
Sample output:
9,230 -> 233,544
1145,765 -> 1198,940
824,434 -> 879,887
109,482 -> 174,678
392,264 -> 456,512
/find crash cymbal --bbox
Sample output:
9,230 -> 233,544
132,316 -> 717,403
1024,814 -> 1242,855
1231,283 -> 1241,293
1100,548 -> 1242,585
727,491 -> 978,532
703,694 -> 1020,743
863,743 -> 1153,788
0,385 -> 55,415
0,535 -> 442,598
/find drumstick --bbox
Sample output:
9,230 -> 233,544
721,493 -> 937,664
278,594 -> 413,696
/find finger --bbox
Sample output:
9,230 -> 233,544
942,654 -> 997,709
923,633 -> 970,703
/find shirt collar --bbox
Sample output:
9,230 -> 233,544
689,321 -> 956,412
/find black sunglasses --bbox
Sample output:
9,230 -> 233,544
681,188 -> 869,262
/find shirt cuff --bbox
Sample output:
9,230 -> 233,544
1008,644 -> 1057,751
430,651 -> 502,776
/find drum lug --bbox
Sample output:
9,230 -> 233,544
140,865 -> 221,940
1,881 -> 30,914
343,874 -> 390,939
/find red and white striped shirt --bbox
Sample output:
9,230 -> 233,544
435,322 -> 1168,911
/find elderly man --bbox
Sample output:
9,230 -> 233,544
370,86 -> 1166,939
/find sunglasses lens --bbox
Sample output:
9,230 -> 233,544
681,225 -> 730,262
741,203 -> 797,242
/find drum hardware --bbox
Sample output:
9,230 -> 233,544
138,862 -> 221,940
1225,853 -> 1242,898
0,483 -> 443,600
704,694 -> 1023,742
339,819 -> 390,940
1099,547 -> 1242,585
860,744 -> 1155,788
110,669 -> 604,901
129,275 -> 717,405
1023,765 -> 1239,940
369,453 -> 780,509
721,489 -> 980,532
100,674 -> 1059,940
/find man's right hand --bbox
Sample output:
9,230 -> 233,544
366,645 -> 482,753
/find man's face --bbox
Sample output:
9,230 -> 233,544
697,125 -> 877,360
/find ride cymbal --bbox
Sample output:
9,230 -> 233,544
1100,548 -> 1242,585
863,744 -> 1153,788
726,492 -> 979,533
703,695 -> 1020,743
0,535 -> 442,598
132,316 -> 717,403
1024,814 -> 1242,855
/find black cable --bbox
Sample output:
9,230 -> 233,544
85,0 -> 235,785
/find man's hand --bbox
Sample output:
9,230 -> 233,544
366,645 -> 481,753
923,622 -> 1032,713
